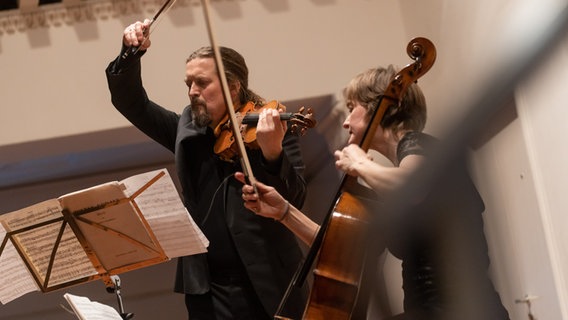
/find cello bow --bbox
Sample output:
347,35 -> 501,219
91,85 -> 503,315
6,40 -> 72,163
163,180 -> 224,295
275,37 -> 436,320
199,0 -> 259,190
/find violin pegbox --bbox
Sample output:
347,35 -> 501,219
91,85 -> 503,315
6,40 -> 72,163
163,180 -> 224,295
289,106 -> 316,136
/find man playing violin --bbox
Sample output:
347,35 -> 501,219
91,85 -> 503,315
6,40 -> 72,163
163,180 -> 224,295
105,19 -> 308,320
239,65 -> 510,319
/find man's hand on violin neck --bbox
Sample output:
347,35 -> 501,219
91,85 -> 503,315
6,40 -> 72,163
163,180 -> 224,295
256,108 -> 286,162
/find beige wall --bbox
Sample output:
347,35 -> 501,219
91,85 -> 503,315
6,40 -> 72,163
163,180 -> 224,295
2,0 -> 563,162
0,0 -> 409,147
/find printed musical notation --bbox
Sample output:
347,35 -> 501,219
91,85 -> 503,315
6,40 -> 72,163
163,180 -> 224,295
0,169 -> 208,304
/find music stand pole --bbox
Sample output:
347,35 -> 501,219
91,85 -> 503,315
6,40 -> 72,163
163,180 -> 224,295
108,275 -> 135,320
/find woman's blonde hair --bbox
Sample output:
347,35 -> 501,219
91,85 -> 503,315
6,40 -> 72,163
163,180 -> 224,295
342,65 -> 427,133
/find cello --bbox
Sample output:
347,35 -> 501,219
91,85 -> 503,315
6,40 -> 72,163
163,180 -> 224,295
275,37 -> 437,319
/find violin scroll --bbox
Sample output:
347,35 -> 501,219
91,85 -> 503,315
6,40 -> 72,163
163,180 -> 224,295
289,106 -> 316,136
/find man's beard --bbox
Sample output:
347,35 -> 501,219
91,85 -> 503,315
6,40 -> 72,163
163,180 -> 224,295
191,100 -> 211,128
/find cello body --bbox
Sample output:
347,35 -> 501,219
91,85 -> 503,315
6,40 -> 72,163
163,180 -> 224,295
303,183 -> 375,319
299,37 -> 437,319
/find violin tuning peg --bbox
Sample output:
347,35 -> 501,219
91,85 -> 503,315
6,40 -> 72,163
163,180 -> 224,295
289,124 -> 297,134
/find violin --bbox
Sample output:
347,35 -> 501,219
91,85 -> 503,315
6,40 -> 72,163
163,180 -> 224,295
213,100 -> 316,162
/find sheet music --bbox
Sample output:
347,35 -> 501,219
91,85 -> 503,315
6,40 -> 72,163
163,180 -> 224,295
64,293 -> 123,320
0,168 -> 208,305
0,199 -> 97,295
12,219 -> 97,286
59,182 -> 163,270
0,224 -> 39,304
121,169 -> 208,257
2,198 -> 62,229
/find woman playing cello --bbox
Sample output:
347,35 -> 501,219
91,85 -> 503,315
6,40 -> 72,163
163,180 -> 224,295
238,65 -> 510,320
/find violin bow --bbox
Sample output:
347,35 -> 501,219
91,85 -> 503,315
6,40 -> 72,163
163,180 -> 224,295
122,0 -> 178,59
200,0 -> 259,191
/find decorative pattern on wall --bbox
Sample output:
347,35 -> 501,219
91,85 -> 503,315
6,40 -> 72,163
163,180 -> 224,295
0,0 -> 205,35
